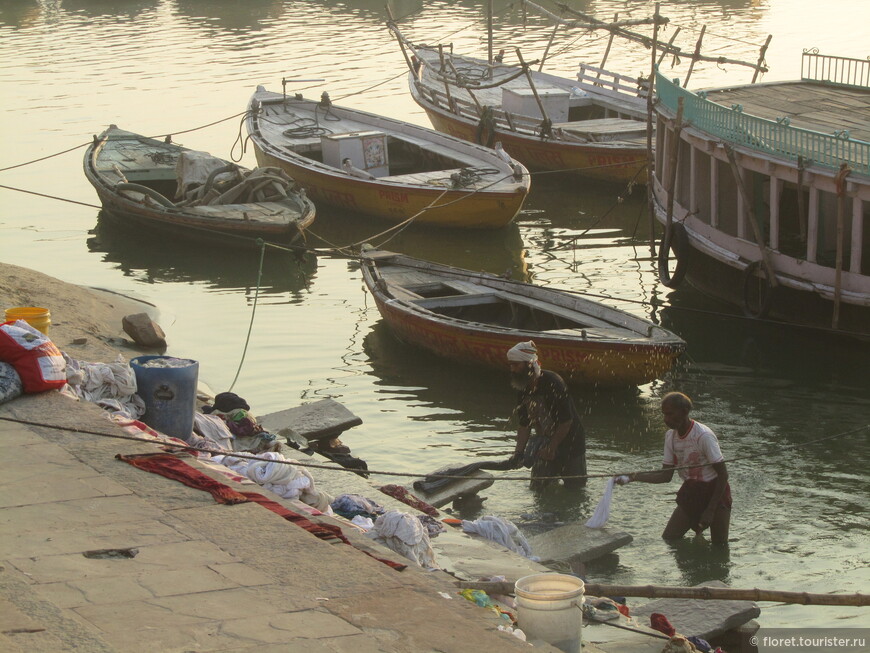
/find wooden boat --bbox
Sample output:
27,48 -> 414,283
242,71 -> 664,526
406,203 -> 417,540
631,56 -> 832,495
84,125 -> 315,243
360,248 -> 686,387
394,40 -> 650,184
651,51 -> 870,338
245,85 -> 530,229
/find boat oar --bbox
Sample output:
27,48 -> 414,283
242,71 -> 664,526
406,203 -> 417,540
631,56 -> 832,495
455,580 -> 870,607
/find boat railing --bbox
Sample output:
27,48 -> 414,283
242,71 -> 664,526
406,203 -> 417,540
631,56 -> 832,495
656,70 -> 870,176
577,63 -> 649,100
800,50 -> 870,90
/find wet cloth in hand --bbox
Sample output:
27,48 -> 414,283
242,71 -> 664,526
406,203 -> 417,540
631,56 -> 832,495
584,476 -> 628,528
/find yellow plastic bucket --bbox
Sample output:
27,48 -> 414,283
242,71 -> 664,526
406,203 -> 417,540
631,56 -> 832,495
4,306 -> 51,335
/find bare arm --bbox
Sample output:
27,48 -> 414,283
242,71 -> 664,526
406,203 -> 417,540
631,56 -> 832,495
515,424 -> 532,455
630,464 -> 676,484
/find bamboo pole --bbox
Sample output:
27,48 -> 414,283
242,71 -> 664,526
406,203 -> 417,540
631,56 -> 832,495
664,97 -> 685,239
724,145 -> 779,288
657,26 -> 681,67
596,14 -> 618,80
683,25 -> 706,88
456,580 -> 870,607
515,48 -> 550,127
833,163 -> 851,329
752,35 -> 773,84
646,3 -> 661,256
487,0 -> 493,68
539,20 -> 560,72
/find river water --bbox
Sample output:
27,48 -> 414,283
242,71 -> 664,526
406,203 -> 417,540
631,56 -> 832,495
1,0 -> 868,630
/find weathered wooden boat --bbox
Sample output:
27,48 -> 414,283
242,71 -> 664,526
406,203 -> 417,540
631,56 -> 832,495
391,35 -> 650,184
245,85 -> 531,229
84,125 -> 316,243
651,51 -> 870,338
360,248 -> 686,386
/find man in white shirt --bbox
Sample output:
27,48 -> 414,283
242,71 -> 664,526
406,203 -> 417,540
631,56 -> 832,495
618,392 -> 731,545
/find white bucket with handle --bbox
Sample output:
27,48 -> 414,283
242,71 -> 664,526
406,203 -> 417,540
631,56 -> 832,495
515,573 -> 584,653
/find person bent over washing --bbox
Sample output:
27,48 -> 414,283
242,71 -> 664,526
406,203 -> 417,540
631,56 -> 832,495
506,340 -> 587,490
617,392 -> 731,545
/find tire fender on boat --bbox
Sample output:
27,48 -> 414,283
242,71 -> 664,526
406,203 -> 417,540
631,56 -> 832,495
657,221 -> 689,288
116,182 -> 175,208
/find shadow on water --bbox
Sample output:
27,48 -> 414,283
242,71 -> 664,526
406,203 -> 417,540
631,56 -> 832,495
60,0 -> 160,18
309,205 -> 530,280
86,211 -> 318,296
172,0 -> 286,31
667,536 -> 733,586
0,0 -> 42,28
659,285 -> 870,391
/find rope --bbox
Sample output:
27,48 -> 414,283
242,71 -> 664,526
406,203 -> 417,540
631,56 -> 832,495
0,111 -> 250,175
226,239 -> 266,392
1,416 -> 864,483
0,183 -> 102,209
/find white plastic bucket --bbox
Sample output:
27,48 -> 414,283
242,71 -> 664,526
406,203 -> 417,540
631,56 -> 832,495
515,573 -> 584,653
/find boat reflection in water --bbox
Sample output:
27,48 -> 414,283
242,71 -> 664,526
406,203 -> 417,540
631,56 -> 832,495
172,0 -> 286,32
87,211 -> 317,297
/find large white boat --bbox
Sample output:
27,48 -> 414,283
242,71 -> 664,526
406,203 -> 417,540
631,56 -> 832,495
651,51 -> 869,338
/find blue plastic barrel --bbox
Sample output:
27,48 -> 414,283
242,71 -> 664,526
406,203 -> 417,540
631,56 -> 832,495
130,355 -> 199,440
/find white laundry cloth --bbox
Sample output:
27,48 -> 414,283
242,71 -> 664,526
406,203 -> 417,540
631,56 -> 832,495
63,354 -> 145,418
193,413 -> 234,451
585,476 -> 629,528
368,510 -> 437,568
461,515 -> 537,560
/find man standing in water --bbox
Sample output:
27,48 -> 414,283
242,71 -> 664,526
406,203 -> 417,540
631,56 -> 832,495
619,392 -> 731,545
506,341 -> 587,489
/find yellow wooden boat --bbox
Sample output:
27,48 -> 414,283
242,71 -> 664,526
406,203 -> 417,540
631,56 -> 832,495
361,247 -> 686,387
246,85 -> 531,229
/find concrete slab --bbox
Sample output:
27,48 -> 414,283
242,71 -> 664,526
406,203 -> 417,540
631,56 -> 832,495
631,580 -> 761,640
527,523 -> 634,568
0,495 -> 164,532
410,470 -> 495,508
259,398 -> 362,442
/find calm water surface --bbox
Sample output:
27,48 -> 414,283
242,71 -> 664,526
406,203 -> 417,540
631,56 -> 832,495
1,0 -> 868,629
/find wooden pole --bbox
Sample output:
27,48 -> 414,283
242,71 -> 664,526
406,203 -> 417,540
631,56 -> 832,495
456,580 -> 870,607
657,26 -> 681,67
752,35 -> 773,83
487,0 -> 494,67
833,163 -> 851,329
683,25 -> 706,88
646,3 -> 661,256
596,14 -> 619,79
386,7 -> 415,74
539,20 -> 561,72
664,97 -> 684,239
515,48 -> 550,125
797,156 -> 808,242
724,145 -> 779,287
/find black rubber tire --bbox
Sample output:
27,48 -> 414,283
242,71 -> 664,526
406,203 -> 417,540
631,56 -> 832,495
116,182 -> 175,207
657,221 -> 690,288
741,260 -> 775,319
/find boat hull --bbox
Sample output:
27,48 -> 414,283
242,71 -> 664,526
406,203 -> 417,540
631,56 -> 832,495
251,147 -> 525,229
374,297 -> 682,386
419,104 -> 648,185
361,250 -> 686,387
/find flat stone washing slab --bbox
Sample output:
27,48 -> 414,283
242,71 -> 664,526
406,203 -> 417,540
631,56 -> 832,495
259,398 -> 362,443
527,523 -> 633,566
409,471 -> 495,509
631,581 -> 761,640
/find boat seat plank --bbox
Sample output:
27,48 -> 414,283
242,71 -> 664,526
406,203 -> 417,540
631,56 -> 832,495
554,117 -> 646,135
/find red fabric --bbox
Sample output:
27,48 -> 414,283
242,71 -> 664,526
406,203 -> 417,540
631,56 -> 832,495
617,603 -> 630,617
116,453 -> 248,504
0,320 -> 66,393
116,452 -> 407,571
378,484 -> 439,516
650,612 -> 676,637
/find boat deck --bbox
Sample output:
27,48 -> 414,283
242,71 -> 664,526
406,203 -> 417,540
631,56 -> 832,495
703,80 -> 870,142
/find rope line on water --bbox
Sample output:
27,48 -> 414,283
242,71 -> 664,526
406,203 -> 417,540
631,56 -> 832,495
0,416 -> 865,483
